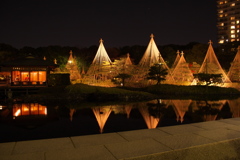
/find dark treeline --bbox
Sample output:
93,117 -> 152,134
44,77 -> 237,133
0,41 -> 239,71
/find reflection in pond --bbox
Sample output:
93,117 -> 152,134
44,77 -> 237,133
13,103 -> 47,118
0,98 -> 239,142
92,106 -> 112,133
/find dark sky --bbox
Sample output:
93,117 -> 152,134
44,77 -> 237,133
0,0 -> 218,49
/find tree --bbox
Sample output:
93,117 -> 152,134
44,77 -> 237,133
112,73 -> 131,87
194,73 -> 223,86
147,63 -> 168,85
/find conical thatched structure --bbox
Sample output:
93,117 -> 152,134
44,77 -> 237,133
227,46 -> 240,82
65,50 -> 81,81
136,34 -> 174,84
84,39 -> 114,86
198,40 -> 231,84
171,51 -> 194,85
171,50 -> 181,70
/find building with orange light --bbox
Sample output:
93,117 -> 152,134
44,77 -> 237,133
217,0 -> 240,44
0,54 -> 58,86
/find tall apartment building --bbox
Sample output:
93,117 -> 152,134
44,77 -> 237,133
217,0 -> 240,44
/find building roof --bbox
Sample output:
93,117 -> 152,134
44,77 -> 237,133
0,54 -> 58,68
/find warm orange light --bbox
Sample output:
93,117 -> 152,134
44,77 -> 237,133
14,109 -> 21,116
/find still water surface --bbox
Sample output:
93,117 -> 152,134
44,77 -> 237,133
0,98 -> 239,143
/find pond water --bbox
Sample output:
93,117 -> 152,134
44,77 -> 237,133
0,98 -> 239,143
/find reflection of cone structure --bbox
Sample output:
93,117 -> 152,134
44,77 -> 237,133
69,109 -> 76,121
171,100 -> 192,123
92,106 -> 112,133
139,106 -> 160,129
200,100 -> 226,121
124,105 -> 132,119
228,98 -> 240,118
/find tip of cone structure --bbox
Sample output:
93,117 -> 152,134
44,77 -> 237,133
150,33 -> 154,38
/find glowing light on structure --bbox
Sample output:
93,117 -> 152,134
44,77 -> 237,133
14,109 -> 21,117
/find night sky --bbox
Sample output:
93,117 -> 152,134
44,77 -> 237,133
0,0 -> 218,49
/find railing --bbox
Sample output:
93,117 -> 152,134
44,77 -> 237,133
11,81 -> 46,86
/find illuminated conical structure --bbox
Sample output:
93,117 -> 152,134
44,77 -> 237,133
65,50 -> 81,80
198,40 -> 231,83
137,34 -> 174,84
227,46 -> 240,82
139,34 -> 163,67
171,51 -> 194,85
84,39 -> 113,86
92,106 -> 112,133
171,50 -> 181,70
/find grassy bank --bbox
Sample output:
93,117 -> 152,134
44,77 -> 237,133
143,84 -> 240,100
22,83 -> 240,103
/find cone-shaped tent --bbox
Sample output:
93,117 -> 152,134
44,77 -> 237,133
137,34 -> 174,84
65,50 -> 81,80
171,50 -> 181,70
139,34 -> 162,67
87,39 -> 112,74
227,46 -> 240,82
92,39 -> 112,65
92,106 -> 112,133
171,51 -> 194,85
84,39 -> 114,86
198,40 -> 231,83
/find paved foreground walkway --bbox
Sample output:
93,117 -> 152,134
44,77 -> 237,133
1,118 -> 240,160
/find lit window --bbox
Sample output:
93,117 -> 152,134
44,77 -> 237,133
237,20 -> 239,24
219,14 -> 223,18
224,1 -> 228,3
231,21 -> 235,24
237,30 -> 239,33
231,35 -> 235,38
230,17 -> 235,20
231,3 -> 235,6
219,10 -> 223,13
219,1 -> 223,4
231,26 -> 235,29
231,30 -> 235,33
219,40 -> 224,43
231,39 -> 235,42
